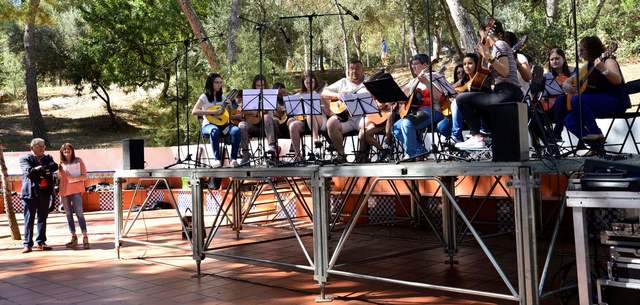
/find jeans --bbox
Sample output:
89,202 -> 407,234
437,101 -> 464,141
202,124 -> 241,160
550,95 -> 568,137
564,93 -> 626,139
23,193 -> 51,247
393,108 -> 444,157
61,193 -> 87,234
456,83 -> 523,135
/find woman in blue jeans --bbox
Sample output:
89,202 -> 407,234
562,36 -> 630,152
393,54 -> 445,158
192,73 -> 241,167
59,143 -> 89,249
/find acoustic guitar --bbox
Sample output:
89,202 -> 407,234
205,90 -> 239,126
399,63 -> 446,119
566,42 -> 618,111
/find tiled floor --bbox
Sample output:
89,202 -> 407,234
1,210 -> 572,304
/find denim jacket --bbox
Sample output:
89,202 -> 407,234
19,154 -> 58,199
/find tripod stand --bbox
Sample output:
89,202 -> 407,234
165,38 -> 213,169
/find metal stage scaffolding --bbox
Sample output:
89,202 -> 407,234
113,157 -> 638,305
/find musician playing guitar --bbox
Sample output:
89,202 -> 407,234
393,53 -> 446,159
562,36 -> 630,152
455,17 -> 523,150
543,47 -> 574,139
238,74 -> 279,162
286,71 -> 326,161
442,53 -> 487,143
191,73 -> 241,168
321,59 -> 370,164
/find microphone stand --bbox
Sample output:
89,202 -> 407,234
280,9 -> 354,164
164,37 -> 216,169
238,15 -> 281,167
424,0 -> 440,162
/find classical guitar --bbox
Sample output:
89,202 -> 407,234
205,89 -> 239,126
329,83 -> 365,119
399,63 -> 446,119
566,42 -> 618,111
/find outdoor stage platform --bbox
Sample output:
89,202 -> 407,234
113,157 -> 640,305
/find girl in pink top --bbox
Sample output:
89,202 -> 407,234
58,143 -> 89,249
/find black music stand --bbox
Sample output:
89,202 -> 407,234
284,94 -> 323,161
342,92 -> 378,117
242,89 -> 278,162
364,75 -> 409,103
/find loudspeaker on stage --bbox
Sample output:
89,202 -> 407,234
488,102 -> 529,162
122,138 -> 145,170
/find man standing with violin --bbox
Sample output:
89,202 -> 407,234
562,36 -> 630,153
393,53 -> 446,159
321,59 -> 371,163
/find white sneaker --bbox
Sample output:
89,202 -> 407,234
229,159 -> 238,167
454,136 -> 487,150
210,160 -> 222,168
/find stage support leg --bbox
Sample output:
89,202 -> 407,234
114,177 -> 123,259
441,176 -> 457,265
572,206 -> 591,305
312,173 -> 332,302
232,180 -> 242,239
410,180 -> 418,224
513,167 -> 539,305
191,176 -> 204,277
532,174 -> 544,234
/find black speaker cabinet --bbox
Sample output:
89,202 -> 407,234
488,102 -> 529,162
122,138 -> 144,170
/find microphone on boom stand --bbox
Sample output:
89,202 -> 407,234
337,3 -> 359,20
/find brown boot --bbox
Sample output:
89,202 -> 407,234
65,236 -> 78,249
82,236 -> 90,249
22,246 -> 32,253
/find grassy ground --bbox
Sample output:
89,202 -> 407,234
1,63 -> 639,152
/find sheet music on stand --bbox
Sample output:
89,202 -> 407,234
426,72 -> 457,97
342,92 -> 378,116
242,89 -> 279,111
283,93 -> 323,116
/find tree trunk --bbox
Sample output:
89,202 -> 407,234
303,35 -> 309,71
401,13 -> 407,64
24,0 -> 48,143
334,0 -> 350,78
352,29 -> 362,60
176,0 -> 219,70
408,12 -> 418,55
444,0 -> 477,53
545,0 -> 559,26
227,0 -> 242,64
591,0 -> 606,25
0,145 -> 21,240
93,83 -> 117,127
439,0 -> 464,59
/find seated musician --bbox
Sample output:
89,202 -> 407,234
562,36 -> 631,152
321,59 -> 370,164
191,73 -> 241,168
288,71 -> 326,161
393,53 -> 445,159
455,17 -> 523,150
238,74 -> 279,161
543,47 -> 573,139
272,82 -> 291,141
439,54 -> 484,143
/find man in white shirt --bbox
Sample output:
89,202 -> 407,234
321,59 -> 369,163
